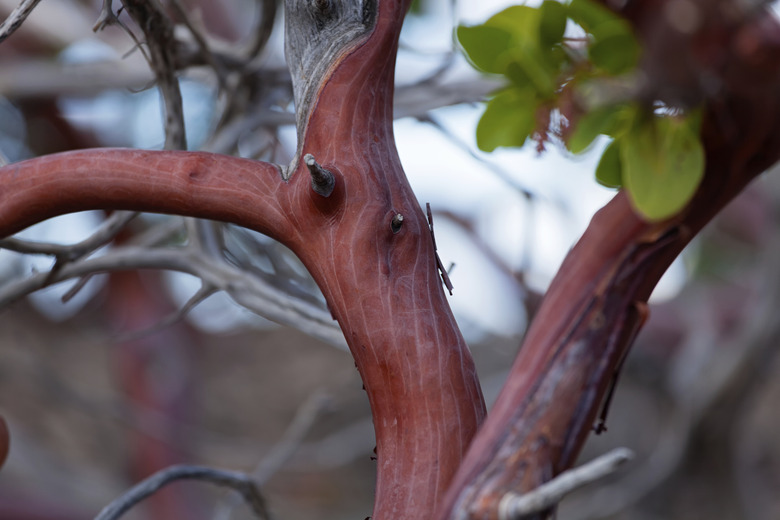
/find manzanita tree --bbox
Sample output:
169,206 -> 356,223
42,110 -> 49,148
1,0 -> 779,518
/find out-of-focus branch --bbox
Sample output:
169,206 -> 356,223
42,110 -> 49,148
121,0 -> 186,150
212,391 -> 331,520
0,244 -> 346,348
0,0 -> 43,44
0,211 -> 137,262
94,465 -> 272,520
498,448 -> 634,520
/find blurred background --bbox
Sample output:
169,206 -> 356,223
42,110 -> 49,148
0,0 -> 779,519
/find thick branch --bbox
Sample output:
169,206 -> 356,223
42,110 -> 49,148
0,1 -> 485,518
0,149 -> 291,239
283,0 -> 487,517
436,2 -> 780,518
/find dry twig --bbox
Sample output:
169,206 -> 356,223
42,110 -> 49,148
94,465 -> 272,520
498,448 -> 634,520
0,0 -> 44,44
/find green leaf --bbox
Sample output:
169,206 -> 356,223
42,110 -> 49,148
620,115 -> 705,221
539,0 -> 568,47
595,139 -> 623,188
505,46 -> 558,96
568,104 -> 625,153
457,25 -> 513,74
589,20 -> 640,75
485,5 -> 541,44
476,88 -> 537,152
568,0 -> 620,32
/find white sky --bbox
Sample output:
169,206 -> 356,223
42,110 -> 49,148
2,0 -> 689,339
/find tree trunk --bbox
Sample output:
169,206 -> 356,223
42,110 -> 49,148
1,0 -> 780,519
0,0 -> 485,517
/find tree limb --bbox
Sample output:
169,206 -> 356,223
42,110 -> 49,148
0,0 -> 43,44
94,465 -> 272,520
498,448 -> 634,520
436,2 -> 780,518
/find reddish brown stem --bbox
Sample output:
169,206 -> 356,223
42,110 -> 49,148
0,149 -> 292,240
436,3 -> 780,517
0,0 -> 487,517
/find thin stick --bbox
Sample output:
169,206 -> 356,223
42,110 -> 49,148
0,0 -> 44,45
498,448 -> 634,520
94,465 -> 272,520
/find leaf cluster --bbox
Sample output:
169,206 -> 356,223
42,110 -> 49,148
458,0 -> 705,221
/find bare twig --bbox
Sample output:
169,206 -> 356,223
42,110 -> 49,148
0,0 -> 44,44
0,245 -> 346,348
498,448 -> 634,520
418,114 -> 534,200
113,282 -> 218,341
244,0 -> 277,61
94,465 -> 272,520
213,391 -> 331,520
121,0 -> 186,150
0,210 -> 138,294
93,0 -> 119,32
169,0 -> 228,92
0,211 -> 137,260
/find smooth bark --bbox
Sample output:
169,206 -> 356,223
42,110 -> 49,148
0,0 -> 486,518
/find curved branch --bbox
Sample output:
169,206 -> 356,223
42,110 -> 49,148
0,2 -> 486,519
436,2 -> 780,518
283,0 -> 487,517
94,465 -> 271,520
0,148 -> 292,240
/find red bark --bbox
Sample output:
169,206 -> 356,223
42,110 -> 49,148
436,3 -> 780,518
0,1 -> 485,517
2,0 -> 779,518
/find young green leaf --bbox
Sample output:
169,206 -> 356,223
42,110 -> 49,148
539,0 -> 568,47
621,115 -> 705,221
505,46 -> 558,97
476,88 -> 537,152
485,5 -> 541,44
568,0 -> 621,32
589,20 -> 640,75
568,104 -> 626,154
457,25 -> 513,74
595,139 -> 623,188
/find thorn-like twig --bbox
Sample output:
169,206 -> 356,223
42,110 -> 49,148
497,448 -> 634,520
113,283 -> 218,342
94,465 -> 272,520
426,203 -> 453,295
303,153 -> 335,197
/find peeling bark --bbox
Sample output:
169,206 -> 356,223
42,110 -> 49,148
436,3 -> 780,518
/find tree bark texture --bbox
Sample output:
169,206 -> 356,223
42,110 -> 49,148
436,2 -> 780,518
1,0 -> 780,519
0,0 -> 485,518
